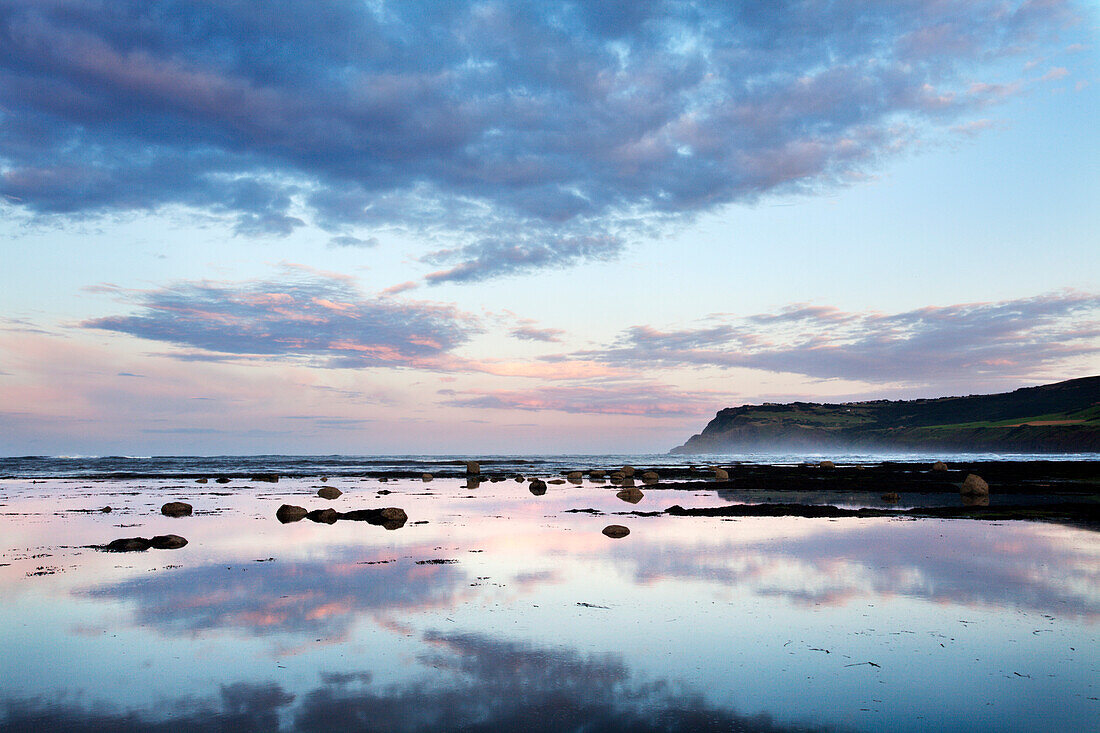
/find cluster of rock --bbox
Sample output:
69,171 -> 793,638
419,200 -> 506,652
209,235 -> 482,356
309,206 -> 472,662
101,535 -> 188,552
276,504 -> 407,529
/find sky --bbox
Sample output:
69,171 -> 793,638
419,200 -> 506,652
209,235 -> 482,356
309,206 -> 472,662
0,0 -> 1098,455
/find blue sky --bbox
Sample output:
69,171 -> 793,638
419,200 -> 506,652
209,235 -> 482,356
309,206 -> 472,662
1,0 -> 1097,454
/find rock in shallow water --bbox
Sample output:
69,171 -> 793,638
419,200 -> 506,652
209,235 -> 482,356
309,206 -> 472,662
161,501 -> 192,517
103,535 -> 187,552
960,474 -> 990,497
616,488 -> 644,504
317,486 -> 342,500
529,479 -> 547,496
602,525 -> 630,539
149,534 -> 188,549
307,508 -> 339,524
276,504 -> 308,523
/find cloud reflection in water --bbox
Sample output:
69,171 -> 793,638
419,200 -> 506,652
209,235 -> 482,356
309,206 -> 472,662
606,519 -> 1100,618
0,631 -> 832,732
83,551 -> 469,639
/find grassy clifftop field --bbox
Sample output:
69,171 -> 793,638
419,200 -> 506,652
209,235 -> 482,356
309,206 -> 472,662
671,376 -> 1100,454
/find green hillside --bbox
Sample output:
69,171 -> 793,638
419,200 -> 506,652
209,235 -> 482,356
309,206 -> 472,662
671,376 -> 1100,454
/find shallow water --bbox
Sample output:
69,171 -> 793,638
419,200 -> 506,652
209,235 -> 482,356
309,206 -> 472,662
1,474 -> 1097,731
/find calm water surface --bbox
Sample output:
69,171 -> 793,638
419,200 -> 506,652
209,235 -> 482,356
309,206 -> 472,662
0,471 -> 1097,731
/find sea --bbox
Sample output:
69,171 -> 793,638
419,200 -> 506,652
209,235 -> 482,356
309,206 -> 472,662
1,453 -> 1097,731
2,450 -> 1098,479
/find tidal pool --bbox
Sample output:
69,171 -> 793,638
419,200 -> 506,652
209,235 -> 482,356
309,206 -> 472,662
1,475 -> 1097,731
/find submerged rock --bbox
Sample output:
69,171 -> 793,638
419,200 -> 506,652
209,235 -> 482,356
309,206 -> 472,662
195,478 -> 208,484
464,478 -> 481,490
616,487 -> 644,504
529,479 -> 547,496
547,478 -> 566,485
602,524 -> 630,539
317,486 -> 343,500
251,473 -> 279,483
960,474 -> 990,497
589,470 -> 605,480
713,468 -> 729,481
276,504 -> 308,523
641,471 -> 659,485
161,501 -> 193,517
881,492 -> 901,503
215,477 -> 231,484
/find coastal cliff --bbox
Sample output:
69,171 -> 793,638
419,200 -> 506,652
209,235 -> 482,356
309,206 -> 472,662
671,376 -> 1100,454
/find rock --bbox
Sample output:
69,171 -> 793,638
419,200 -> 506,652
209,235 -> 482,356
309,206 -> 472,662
602,524 -> 630,539
490,476 -> 504,482
160,501 -> 193,517
320,476 -> 328,482
466,461 -> 480,475
514,475 -> 525,482
547,478 -> 566,484
464,478 -> 481,490
589,470 -> 605,479
714,468 -> 729,481
100,506 -> 112,513
422,473 -> 434,482
616,487 -> 644,504
215,477 -> 231,484
250,473 -> 279,483
306,508 -> 339,524
567,471 -> 583,480
620,476 -> 635,487
99,533 -> 187,552
149,534 -> 188,549
340,507 -> 408,529
318,486 -> 343,500
276,504 -> 308,523
621,466 -> 635,477
609,472 -> 624,485
104,537 -> 152,552
881,492 -> 900,503
961,493 -> 990,507
529,479 -> 547,496
932,461 -> 949,472
195,478 -> 208,484
379,507 -> 407,523
641,471 -> 659,485
379,477 -> 389,482
960,474 -> 990,497
377,489 -> 392,495
819,460 -> 835,469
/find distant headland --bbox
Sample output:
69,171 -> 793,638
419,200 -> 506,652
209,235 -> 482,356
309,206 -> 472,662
671,376 -> 1100,454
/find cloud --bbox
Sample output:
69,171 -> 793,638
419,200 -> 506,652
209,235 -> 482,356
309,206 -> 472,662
328,235 -> 378,248
0,1 -> 1078,280
578,292 -> 1100,386
441,381 -> 723,417
510,320 -> 565,343
82,271 -> 479,368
